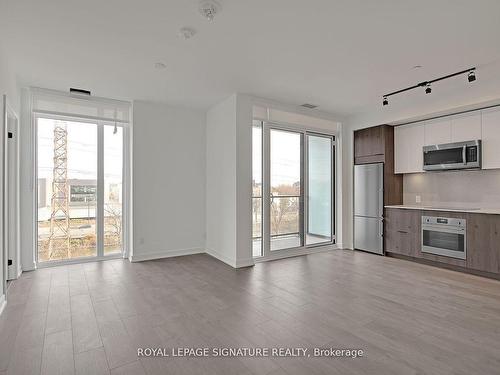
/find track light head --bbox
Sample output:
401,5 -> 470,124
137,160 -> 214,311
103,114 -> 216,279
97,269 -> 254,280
468,70 -> 476,82
425,84 -> 432,94
382,97 -> 388,106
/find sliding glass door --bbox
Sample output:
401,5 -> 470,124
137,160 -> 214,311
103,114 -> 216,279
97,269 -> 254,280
252,121 -> 335,258
36,116 -> 124,263
269,129 -> 303,251
306,134 -> 333,245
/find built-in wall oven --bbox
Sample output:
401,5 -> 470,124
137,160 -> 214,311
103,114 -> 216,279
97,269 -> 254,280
423,140 -> 481,171
421,216 -> 466,259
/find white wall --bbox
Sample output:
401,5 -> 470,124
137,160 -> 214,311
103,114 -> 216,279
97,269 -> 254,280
205,94 -> 254,267
131,101 -> 206,261
205,94 -> 238,266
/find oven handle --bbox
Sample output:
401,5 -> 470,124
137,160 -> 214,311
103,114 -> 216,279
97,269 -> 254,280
422,225 -> 466,234
462,145 -> 467,165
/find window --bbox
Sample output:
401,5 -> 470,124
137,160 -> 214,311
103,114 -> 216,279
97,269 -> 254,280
36,117 -> 125,262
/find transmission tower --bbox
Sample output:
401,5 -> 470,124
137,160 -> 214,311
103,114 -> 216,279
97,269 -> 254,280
48,120 -> 70,259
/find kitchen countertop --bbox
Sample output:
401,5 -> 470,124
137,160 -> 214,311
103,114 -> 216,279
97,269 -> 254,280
385,205 -> 500,215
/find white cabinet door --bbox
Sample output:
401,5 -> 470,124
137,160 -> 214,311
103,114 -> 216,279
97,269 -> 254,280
407,123 -> 425,173
425,118 -> 451,145
451,113 -> 481,142
481,108 -> 500,169
394,122 -> 425,174
394,125 -> 408,174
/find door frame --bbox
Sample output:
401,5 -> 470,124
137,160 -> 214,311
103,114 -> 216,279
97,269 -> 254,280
33,113 -> 129,267
257,120 -> 336,261
5,99 -> 20,280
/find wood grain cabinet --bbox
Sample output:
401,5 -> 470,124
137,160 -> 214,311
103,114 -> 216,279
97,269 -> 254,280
384,208 -> 421,257
354,126 -> 385,163
385,208 -> 500,278
467,214 -> 500,274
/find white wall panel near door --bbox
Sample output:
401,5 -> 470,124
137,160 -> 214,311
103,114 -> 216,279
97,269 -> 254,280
451,112 -> 482,142
481,108 -> 500,170
424,118 -> 451,145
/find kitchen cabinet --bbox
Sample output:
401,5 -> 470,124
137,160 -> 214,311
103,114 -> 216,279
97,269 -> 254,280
384,208 -> 421,257
385,207 -> 500,278
467,214 -> 500,274
424,118 -> 451,145
394,108 -> 499,173
451,113 -> 481,142
354,126 -> 385,163
481,108 -> 500,169
394,123 -> 425,174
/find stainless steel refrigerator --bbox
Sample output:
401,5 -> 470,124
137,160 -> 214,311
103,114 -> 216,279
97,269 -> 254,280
354,163 -> 384,254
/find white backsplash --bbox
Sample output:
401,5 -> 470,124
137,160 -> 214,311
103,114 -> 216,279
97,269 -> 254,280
403,169 -> 500,208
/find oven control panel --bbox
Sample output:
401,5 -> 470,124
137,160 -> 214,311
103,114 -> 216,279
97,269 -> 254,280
422,216 -> 466,228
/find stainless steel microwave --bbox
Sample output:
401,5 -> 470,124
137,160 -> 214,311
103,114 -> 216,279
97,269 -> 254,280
423,140 -> 481,171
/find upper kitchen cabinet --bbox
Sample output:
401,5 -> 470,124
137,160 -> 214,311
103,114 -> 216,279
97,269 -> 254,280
354,125 -> 385,163
354,125 -> 402,205
481,108 -> 500,170
450,112 -> 482,142
424,118 -> 451,145
394,122 -> 425,174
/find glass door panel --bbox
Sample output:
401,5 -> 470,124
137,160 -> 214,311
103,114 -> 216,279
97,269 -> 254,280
269,129 -> 303,251
252,122 -> 263,257
104,125 -> 123,255
306,135 -> 333,245
37,118 -> 97,262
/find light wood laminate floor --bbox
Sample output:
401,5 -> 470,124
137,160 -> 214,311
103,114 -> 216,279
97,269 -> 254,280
1,250 -> 500,375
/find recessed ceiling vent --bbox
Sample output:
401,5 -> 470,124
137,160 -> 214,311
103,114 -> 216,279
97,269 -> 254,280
301,103 -> 318,109
70,88 -> 91,96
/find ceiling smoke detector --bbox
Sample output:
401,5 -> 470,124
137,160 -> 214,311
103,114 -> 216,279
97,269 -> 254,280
301,103 -> 318,109
199,0 -> 221,21
178,27 -> 197,39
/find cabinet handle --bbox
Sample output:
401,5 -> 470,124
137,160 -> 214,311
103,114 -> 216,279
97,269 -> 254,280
397,230 -> 408,234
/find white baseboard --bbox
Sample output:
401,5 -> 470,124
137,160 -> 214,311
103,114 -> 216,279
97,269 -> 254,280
129,247 -> 204,262
235,257 -> 255,268
22,261 -> 36,272
0,294 -> 6,316
205,248 -> 254,268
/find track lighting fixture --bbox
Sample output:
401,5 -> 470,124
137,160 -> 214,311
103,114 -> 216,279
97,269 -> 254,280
468,70 -> 476,82
113,122 -> 118,135
382,67 -> 476,106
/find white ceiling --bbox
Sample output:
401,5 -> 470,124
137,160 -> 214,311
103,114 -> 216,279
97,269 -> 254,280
2,0 -> 500,117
